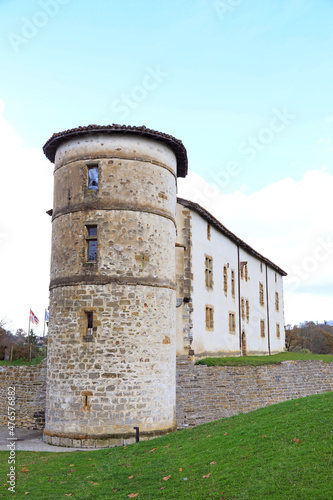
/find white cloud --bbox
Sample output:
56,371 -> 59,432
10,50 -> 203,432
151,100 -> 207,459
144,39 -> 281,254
178,168 -> 333,325
0,102 -> 53,334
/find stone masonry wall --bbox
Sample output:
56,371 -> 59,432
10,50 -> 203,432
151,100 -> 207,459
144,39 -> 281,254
1,357 -> 333,434
176,356 -> 333,428
0,359 -> 46,430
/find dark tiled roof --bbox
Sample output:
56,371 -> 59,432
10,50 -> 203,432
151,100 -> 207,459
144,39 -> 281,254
177,197 -> 287,276
43,124 -> 188,178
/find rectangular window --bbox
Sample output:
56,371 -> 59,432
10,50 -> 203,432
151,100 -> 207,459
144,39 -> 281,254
223,265 -> 228,295
86,225 -> 97,261
275,272 -> 277,283
84,312 -> 94,341
276,323 -> 280,338
260,319 -> 265,337
260,262 -> 263,273
205,306 -> 214,330
231,270 -> 235,298
259,282 -> 264,306
241,297 -> 245,320
246,299 -> 249,322
207,224 -> 211,241
205,256 -> 213,288
88,165 -> 98,190
229,312 -> 236,333
275,292 -> 279,311
240,261 -> 248,281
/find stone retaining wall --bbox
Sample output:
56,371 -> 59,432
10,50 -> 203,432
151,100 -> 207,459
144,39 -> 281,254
0,359 -> 47,430
176,356 -> 333,428
1,357 -> 332,433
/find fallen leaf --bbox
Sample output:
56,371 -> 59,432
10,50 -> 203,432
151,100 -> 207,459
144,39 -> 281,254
93,483 -> 99,486
129,475 -> 134,479
262,435 -> 267,438
179,468 -> 183,472
69,464 -> 75,467
224,432 -> 227,436
128,494 -> 139,498
207,435 -> 211,438
21,468 -> 29,473
293,437 -> 300,443
203,473 -> 211,479
163,475 -> 171,481
164,446 -> 170,448
150,448 -> 157,453
160,487 -> 166,490
210,461 -> 217,465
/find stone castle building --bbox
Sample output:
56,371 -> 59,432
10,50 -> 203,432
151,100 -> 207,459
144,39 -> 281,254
43,124 -> 286,448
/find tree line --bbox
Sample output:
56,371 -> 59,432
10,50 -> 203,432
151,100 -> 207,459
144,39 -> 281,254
0,318 -> 46,361
285,321 -> 333,354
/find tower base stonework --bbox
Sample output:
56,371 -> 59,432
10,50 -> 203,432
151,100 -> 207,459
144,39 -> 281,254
43,283 -> 177,447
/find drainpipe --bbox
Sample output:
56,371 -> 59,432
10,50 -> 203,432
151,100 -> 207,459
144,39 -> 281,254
237,246 -> 242,351
265,264 -> 271,355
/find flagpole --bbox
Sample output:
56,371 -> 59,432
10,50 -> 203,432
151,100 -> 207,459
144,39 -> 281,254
28,310 -> 31,346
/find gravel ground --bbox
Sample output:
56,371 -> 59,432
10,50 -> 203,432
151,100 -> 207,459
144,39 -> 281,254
0,428 -> 97,452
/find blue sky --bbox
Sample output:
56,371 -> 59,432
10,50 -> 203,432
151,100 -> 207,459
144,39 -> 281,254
0,0 -> 332,333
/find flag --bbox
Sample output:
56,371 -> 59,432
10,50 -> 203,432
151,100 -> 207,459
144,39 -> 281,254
45,310 -> 49,323
29,309 -> 39,325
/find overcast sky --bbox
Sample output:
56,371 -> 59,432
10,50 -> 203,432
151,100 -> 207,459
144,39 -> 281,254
0,0 -> 332,334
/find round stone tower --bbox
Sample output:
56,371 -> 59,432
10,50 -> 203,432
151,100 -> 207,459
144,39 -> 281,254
43,124 -> 187,447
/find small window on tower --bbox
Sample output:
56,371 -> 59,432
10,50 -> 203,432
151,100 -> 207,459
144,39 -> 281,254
207,224 -> 211,240
85,312 -> 94,341
88,165 -> 98,190
87,312 -> 93,331
86,225 -> 97,262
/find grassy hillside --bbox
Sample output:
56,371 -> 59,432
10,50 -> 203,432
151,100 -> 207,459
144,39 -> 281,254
1,392 -> 332,499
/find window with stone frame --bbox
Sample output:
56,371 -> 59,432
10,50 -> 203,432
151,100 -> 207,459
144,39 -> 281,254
87,164 -> 99,190
205,306 -> 214,330
86,225 -> 98,262
83,311 -> 94,342
240,261 -> 248,281
223,265 -> 228,295
241,297 -> 245,320
244,262 -> 248,281
231,269 -> 235,298
275,291 -> 279,311
207,224 -> 211,241
260,319 -> 265,337
276,323 -> 280,338
259,282 -> 264,306
205,256 -> 213,288
229,312 -> 236,333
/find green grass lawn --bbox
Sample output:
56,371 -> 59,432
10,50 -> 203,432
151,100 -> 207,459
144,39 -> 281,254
0,355 -> 46,366
196,352 -> 333,367
0,392 -> 332,499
